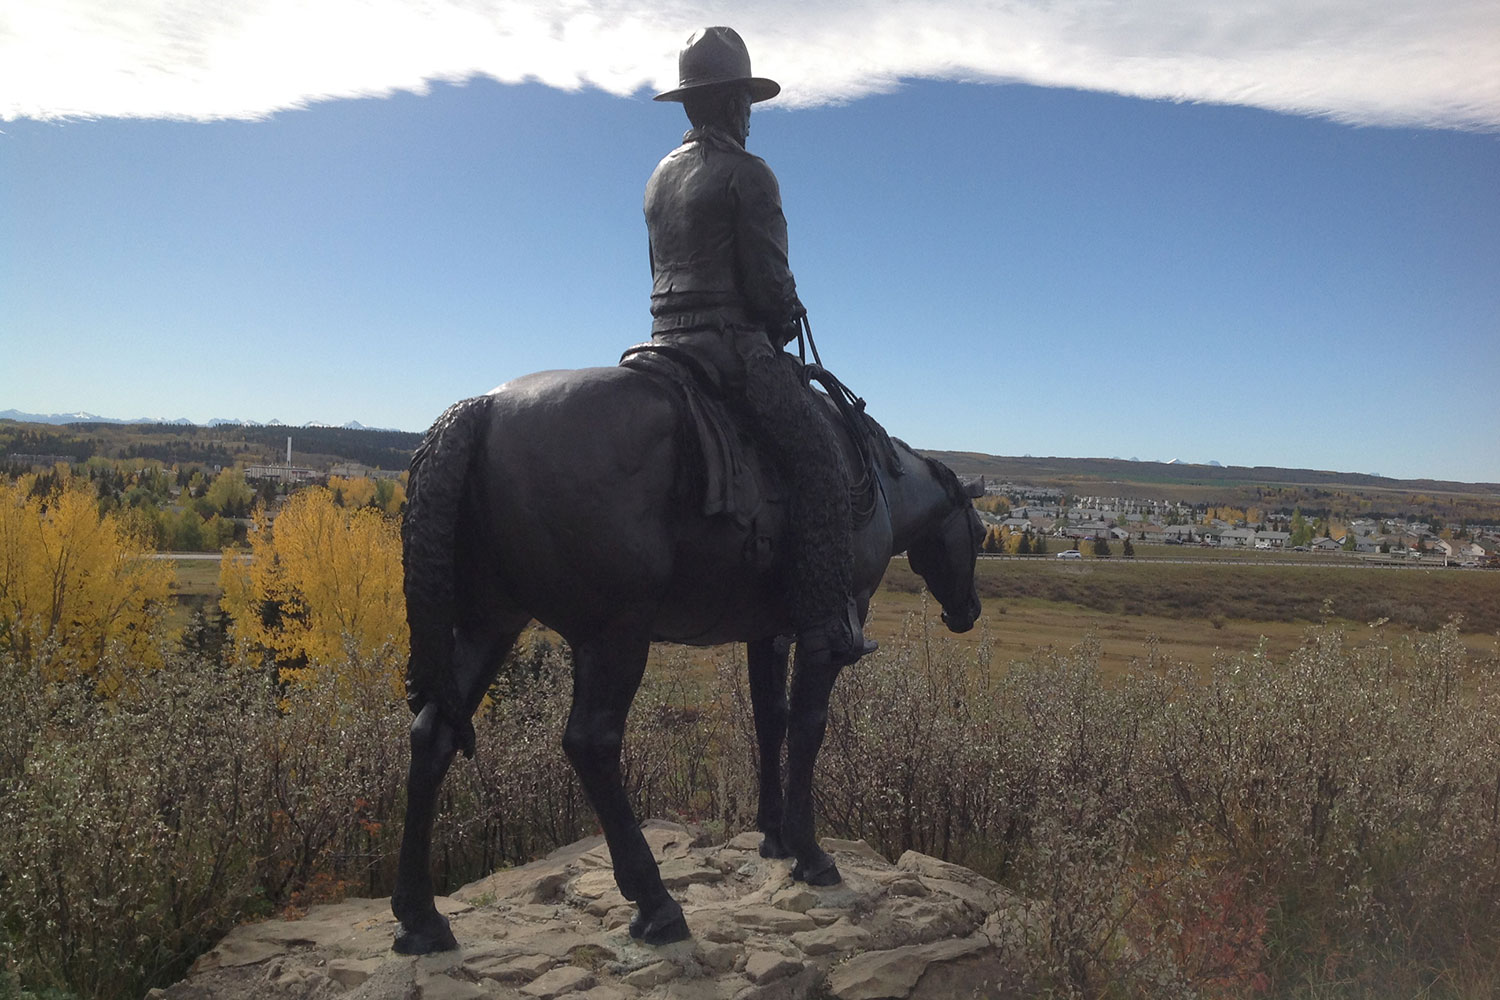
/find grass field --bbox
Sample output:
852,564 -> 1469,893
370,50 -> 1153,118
165,552 -> 1500,677
162,556 -> 224,632
959,556 -> 1500,631
877,555 -> 1500,674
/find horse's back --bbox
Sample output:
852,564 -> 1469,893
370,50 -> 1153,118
482,367 -> 677,476
460,367 -> 684,636
449,363 -> 898,646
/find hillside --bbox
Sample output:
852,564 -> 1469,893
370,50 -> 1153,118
5,416 -> 1499,521
0,419 -> 423,471
922,451 -> 1499,495
922,450 -> 1500,521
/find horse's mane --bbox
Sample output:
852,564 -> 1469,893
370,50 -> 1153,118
891,435 -> 970,506
847,406 -> 904,479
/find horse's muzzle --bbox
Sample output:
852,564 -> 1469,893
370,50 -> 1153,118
941,594 -> 981,634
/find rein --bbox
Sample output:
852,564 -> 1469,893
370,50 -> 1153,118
795,313 -> 903,527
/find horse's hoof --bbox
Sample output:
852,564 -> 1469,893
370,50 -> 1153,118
759,832 -> 792,860
792,853 -> 842,887
392,913 -> 458,954
629,899 -> 690,945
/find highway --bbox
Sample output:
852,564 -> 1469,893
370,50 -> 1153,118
977,554 -> 1480,571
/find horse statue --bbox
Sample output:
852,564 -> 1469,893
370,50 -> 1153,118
391,362 -> 985,953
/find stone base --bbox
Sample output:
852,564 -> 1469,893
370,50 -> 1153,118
156,821 -> 1028,1000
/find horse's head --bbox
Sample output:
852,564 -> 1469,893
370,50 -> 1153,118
906,474 -> 985,633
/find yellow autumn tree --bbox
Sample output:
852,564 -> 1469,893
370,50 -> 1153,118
0,478 -> 173,690
327,475 -> 377,509
375,477 -> 406,515
220,487 -> 406,699
974,494 -> 1010,516
327,475 -> 406,515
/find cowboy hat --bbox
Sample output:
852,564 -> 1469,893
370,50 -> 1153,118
654,26 -> 780,103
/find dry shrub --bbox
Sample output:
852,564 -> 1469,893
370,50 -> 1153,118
435,647 -> 590,883
1,652 -> 278,997
1156,621 -> 1500,995
432,643 -> 734,890
813,621 -> 1183,996
6,616 -> 1500,999
1128,843 -> 1273,999
810,616 -> 1500,998
0,644 -> 408,998
814,609 -> 1005,865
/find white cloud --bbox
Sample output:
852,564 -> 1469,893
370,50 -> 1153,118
3,0 -> 1496,129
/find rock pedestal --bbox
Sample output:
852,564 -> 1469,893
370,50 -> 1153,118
158,821 -> 1026,1000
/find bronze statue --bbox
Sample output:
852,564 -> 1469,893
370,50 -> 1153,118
390,28 -> 985,954
646,26 -> 873,669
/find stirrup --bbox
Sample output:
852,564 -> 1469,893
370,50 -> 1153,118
798,599 -> 877,668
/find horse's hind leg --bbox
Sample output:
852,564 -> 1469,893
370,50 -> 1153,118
747,636 -> 792,859
392,620 -> 521,954
563,631 -> 689,945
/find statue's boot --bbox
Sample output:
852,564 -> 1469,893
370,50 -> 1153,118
798,597 -> 877,668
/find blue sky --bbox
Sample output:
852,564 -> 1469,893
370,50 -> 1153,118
3,3 -> 1498,483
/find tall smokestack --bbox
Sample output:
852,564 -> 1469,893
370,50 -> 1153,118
286,436 -> 292,465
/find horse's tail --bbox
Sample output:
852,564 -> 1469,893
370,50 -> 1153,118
402,394 -> 491,743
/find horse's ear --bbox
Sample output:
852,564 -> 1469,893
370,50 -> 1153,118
964,476 -> 986,499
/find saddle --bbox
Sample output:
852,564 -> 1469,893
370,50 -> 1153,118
618,343 -> 903,537
619,342 -> 761,527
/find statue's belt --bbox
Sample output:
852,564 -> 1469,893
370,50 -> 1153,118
649,304 -> 754,336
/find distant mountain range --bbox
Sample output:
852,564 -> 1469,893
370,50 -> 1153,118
0,409 -> 390,432
923,450 -> 1498,498
6,408 -> 1494,499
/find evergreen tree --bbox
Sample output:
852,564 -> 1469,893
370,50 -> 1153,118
1289,509 -> 1314,547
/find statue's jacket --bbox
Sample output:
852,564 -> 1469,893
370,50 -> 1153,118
644,125 -> 801,339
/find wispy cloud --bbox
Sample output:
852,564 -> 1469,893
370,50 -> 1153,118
4,0 -> 1496,129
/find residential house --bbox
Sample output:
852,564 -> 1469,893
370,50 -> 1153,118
1060,520 -> 1115,539
1218,528 -> 1257,548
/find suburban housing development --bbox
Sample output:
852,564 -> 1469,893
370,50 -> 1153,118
977,485 -> 1500,566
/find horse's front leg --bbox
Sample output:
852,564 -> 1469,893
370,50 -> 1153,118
781,648 -> 844,886
563,632 -> 689,945
747,636 -> 792,859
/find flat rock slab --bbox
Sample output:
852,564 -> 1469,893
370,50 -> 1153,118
155,821 -> 1027,1000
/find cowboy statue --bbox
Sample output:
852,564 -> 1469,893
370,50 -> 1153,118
388,25 -> 986,955
645,26 -> 876,669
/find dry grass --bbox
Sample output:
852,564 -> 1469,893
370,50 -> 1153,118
8,611 -> 1500,998
956,557 -> 1500,633
164,555 -> 1500,681
160,557 -> 224,633
866,587 -> 1317,676
879,556 -> 1500,674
